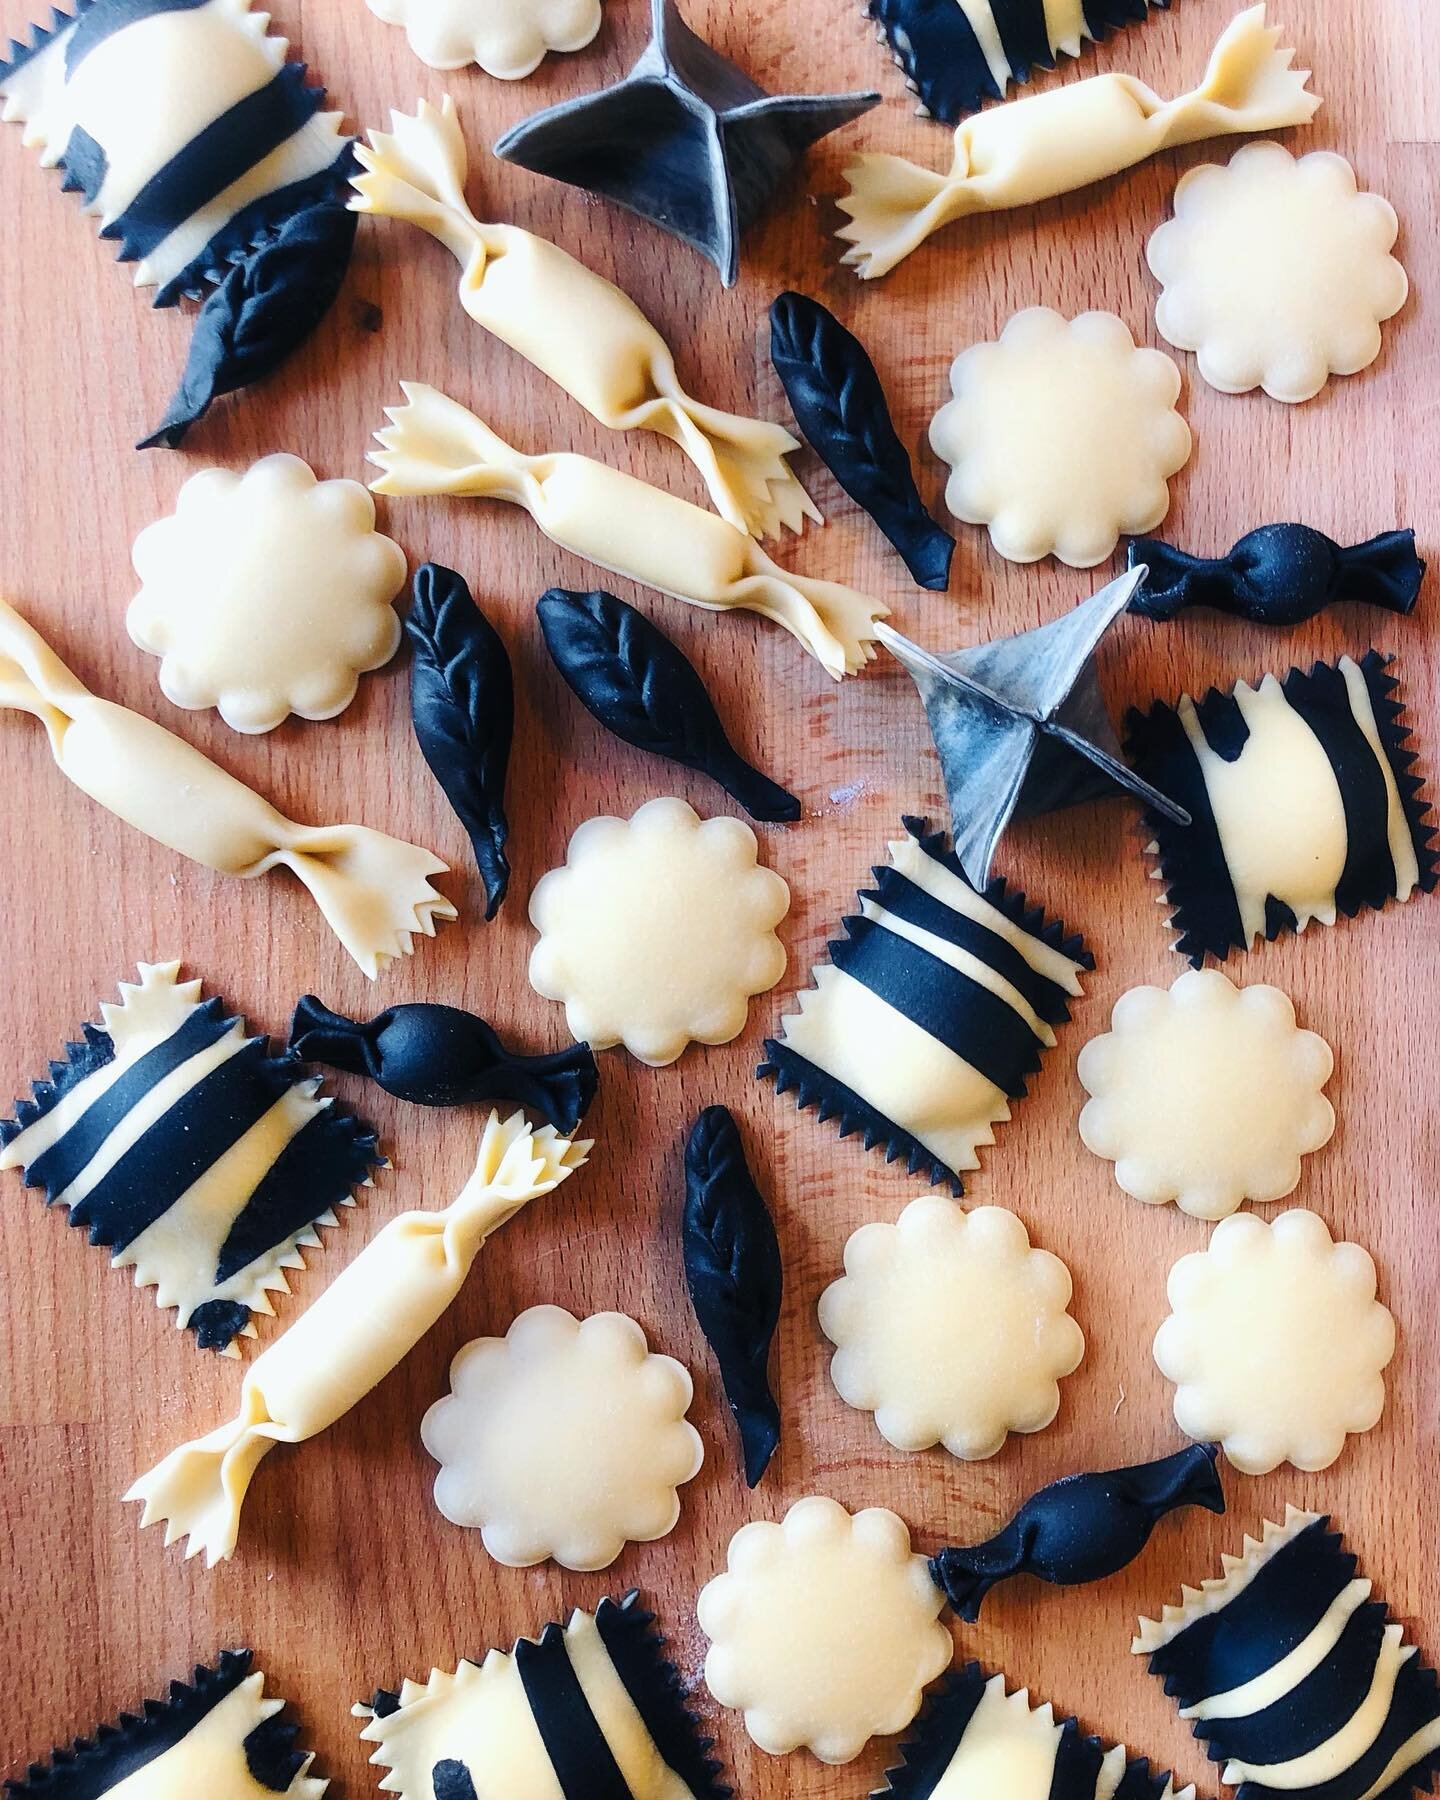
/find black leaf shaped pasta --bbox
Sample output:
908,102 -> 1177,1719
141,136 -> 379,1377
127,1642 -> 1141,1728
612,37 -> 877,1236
1128,525 -> 1425,626
407,563 -> 514,918
537,587 -> 800,823
930,1443 -> 1225,1621
682,1106 -> 783,1486
290,996 -> 598,1132
769,291 -> 954,591
139,197 -> 358,451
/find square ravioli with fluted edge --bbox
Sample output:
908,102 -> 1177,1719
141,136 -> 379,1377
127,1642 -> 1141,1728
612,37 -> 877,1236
1126,650 -> 1437,965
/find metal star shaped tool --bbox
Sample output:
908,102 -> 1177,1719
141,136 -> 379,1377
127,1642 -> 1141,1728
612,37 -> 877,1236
877,566 -> 1190,888
492,0 -> 879,286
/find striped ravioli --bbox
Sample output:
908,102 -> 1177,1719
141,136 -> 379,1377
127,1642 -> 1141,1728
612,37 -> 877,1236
1126,652 -> 1437,966
1134,1509 -> 1440,1800
758,818 -> 1091,1193
0,960 -> 378,1354
357,1593 -> 729,1800
865,0 -> 1175,125
7,1649 -> 327,1799
0,0 -> 352,304
876,1663 -> 1193,1800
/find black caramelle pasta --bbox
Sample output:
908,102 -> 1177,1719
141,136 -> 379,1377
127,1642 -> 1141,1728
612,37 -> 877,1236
537,588 -> 800,823
865,0 -> 1175,127
1126,651 -> 1437,965
768,292 -> 953,590
8,1649 -> 325,1797
1128,525 -> 1425,627
0,961 -> 378,1353
682,1106 -> 783,1487
930,1443 -> 1223,1621
290,996 -> 599,1132
876,1662 -> 1186,1800
1134,1509 -> 1440,1800
359,1592 -> 730,1800
407,563 -> 514,919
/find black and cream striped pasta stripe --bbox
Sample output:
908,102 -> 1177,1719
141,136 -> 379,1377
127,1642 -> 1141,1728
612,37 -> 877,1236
0,0 -> 353,306
0,961 -> 378,1354
7,1649 -> 326,1798
1125,652 -> 1437,966
864,0 -> 1176,124
758,817 -> 1091,1193
357,1594 -> 729,1800
874,1663 -> 1193,1800
1134,1509 -> 1440,1800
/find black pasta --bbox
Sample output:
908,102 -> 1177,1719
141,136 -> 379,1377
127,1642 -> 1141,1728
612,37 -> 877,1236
930,1443 -> 1225,1621
1128,525 -> 1425,627
139,197 -> 358,450
682,1106 -> 783,1486
407,563 -> 514,918
537,587 -> 800,823
769,291 -> 954,590
290,996 -> 599,1133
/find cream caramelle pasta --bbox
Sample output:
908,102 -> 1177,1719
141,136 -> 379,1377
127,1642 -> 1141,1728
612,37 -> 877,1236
352,97 -> 815,541
127,1112 -> 589,1565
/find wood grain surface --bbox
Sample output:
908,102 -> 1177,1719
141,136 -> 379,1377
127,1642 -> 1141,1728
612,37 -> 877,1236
0,0 -> 1434,1792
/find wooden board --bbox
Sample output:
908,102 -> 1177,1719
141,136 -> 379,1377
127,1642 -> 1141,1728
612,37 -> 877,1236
0,0 -> 1434,1792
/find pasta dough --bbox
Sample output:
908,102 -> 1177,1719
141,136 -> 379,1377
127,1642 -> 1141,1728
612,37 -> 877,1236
352,99 -> 814,540
528,798 -> 790,1066
1125,653 -> 1436,964
760,819 -> 1091,1190
370,381 -> 885,679
819,1197 -> 1084,1460
365,0 -> 600,76
929,309 -> 1191,567
838,6 -> 1319,278
0,961 -> 377,1354
1135,1509 -> 1440,1800
1147,143 -> 1408,403
1077,969 -> 1335,1220
126,1112 -> 589,1564
356,1593 -> 729,1800
420,1305 -> 703,1570
1153,1209 -> 1396,1474
877,1663 -> 1195,1800
7,1650 -> 326,1800
128,456 -> 406,733
697,1495 -> 951,1763
0,597 -> 455,976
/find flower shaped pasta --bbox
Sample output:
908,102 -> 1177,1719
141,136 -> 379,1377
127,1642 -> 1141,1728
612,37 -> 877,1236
365,0 -> 601,77
1078,970 -> 1335,1220
818,1197 -> 1084,1460
128,455 -> 405,734
528,797 -> 789,1066
929,308 -> 1191,567
697,1495 -> 951,1763
1154,1209 -> 1396,1475
421,1306 -> 702,1570
1148,144 -> 1408,404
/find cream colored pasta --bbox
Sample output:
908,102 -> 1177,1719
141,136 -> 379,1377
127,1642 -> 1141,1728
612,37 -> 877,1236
838,6 -> 1318,278
352,98 -> 814,539
127,1112 -> 589,1564
0,598 -> 453,976
369,384 -> 886,679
